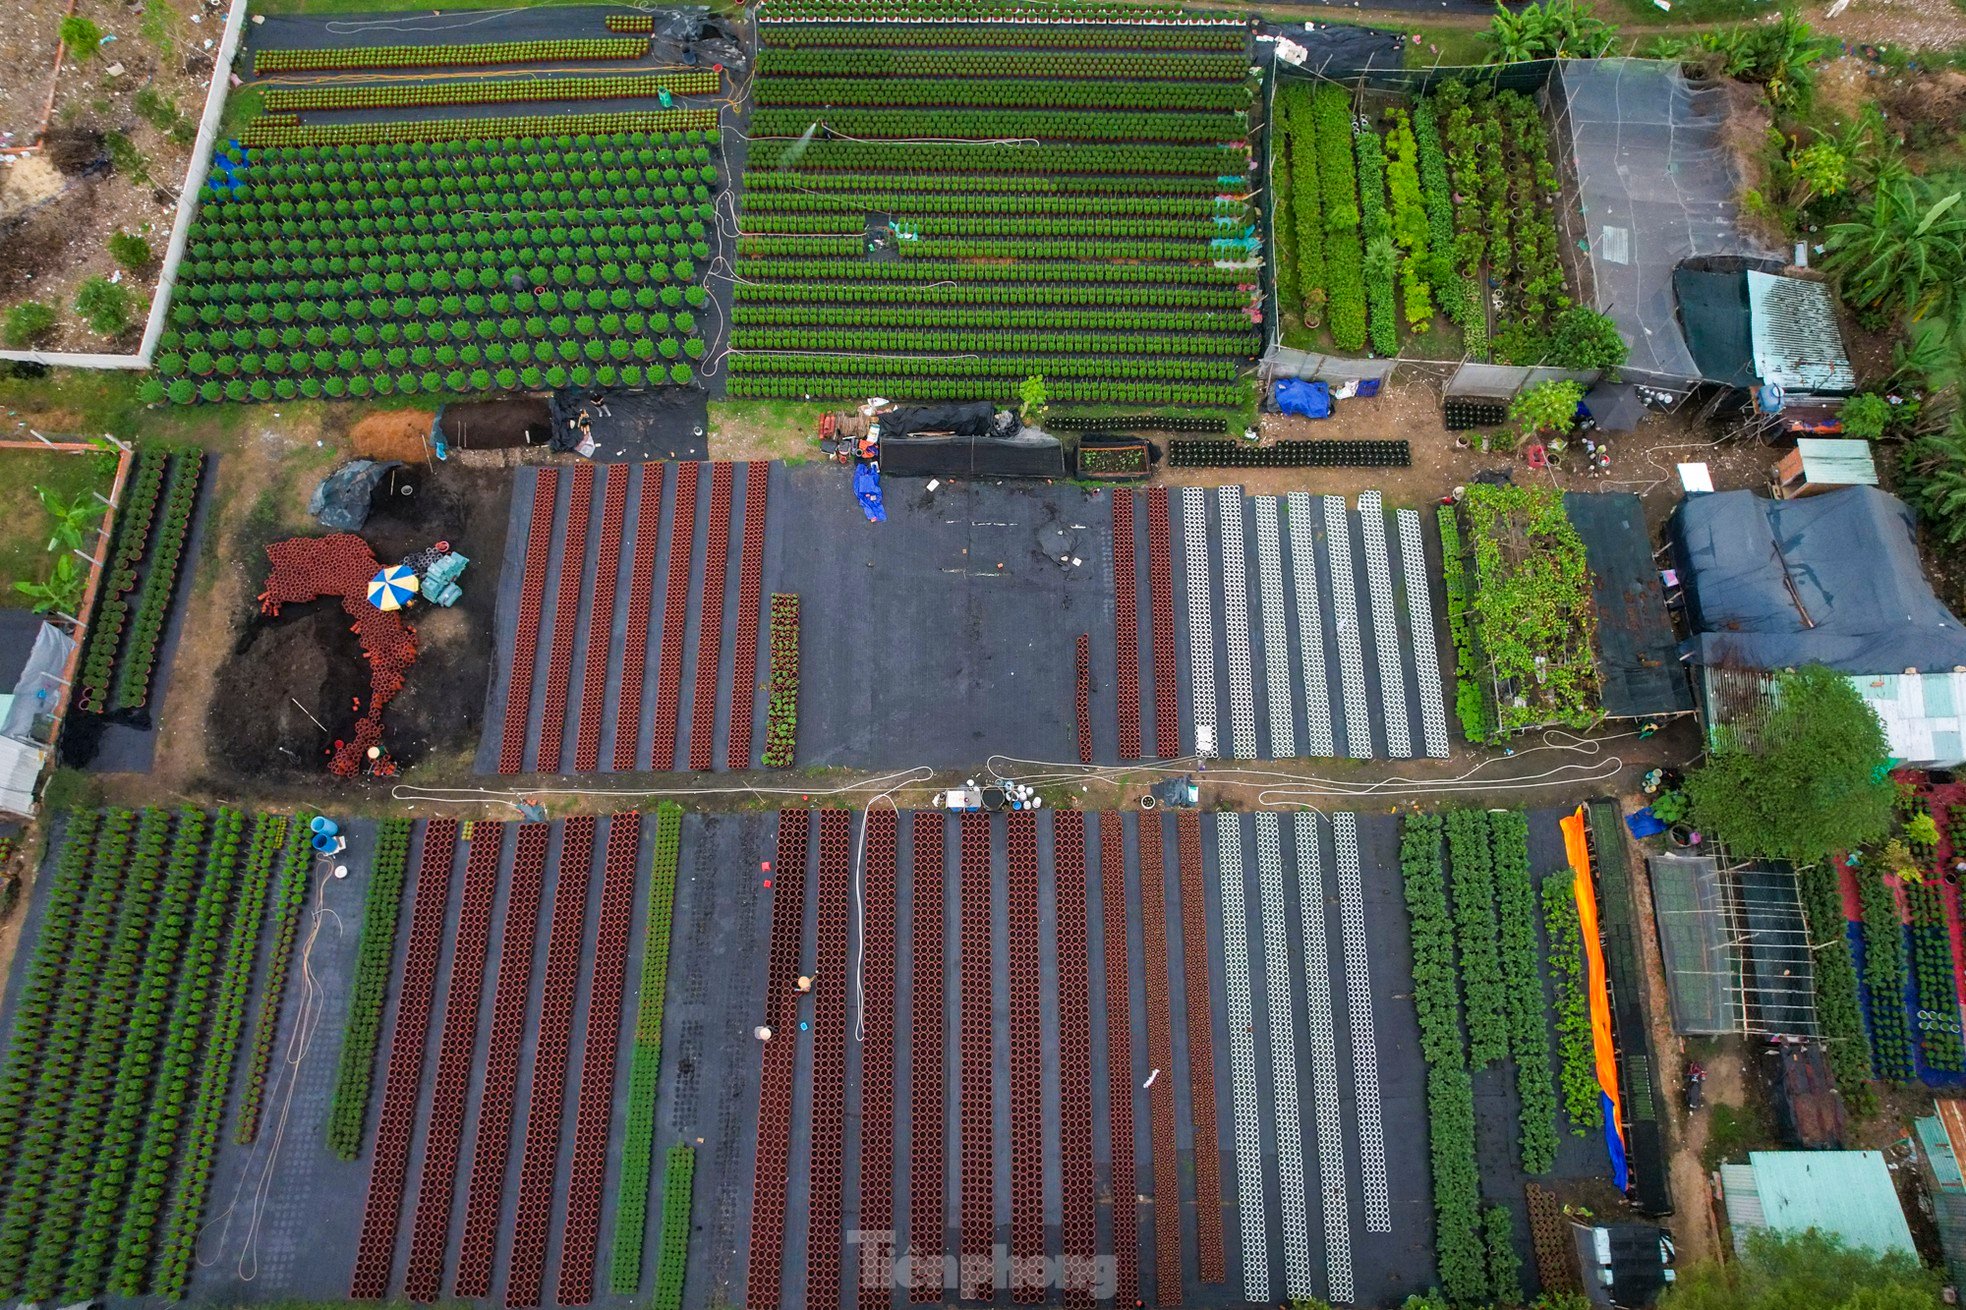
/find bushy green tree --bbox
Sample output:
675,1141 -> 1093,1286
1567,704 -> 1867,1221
1685,664 -> 1894,863
1661,1229 -> 1943,1310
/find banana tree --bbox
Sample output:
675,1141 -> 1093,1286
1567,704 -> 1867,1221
35,486 -> 103,554
14,554 -> 84,616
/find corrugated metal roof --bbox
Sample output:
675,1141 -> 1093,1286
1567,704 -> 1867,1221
1748,271 -> 1856,394
1796,438 -> 1879,487
1737,1151 -> 1917,1257
1719,1163 -> 1764,1252
1918,1115 -> 1964,1192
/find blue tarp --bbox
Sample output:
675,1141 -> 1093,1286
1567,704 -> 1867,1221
1601,1090 -> 1630,1191
1626,808 -> 1668,839
1276,378 -> 1331,419
855,463 -> 886,523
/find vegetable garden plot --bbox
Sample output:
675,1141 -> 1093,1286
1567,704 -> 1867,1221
147,126 -> 724,407
727,15 -> 1261,413
1443,484 -> 1601,742
1135,487 -> 1451,761
477,461 -> 775,776
1271,78 -> 1577,364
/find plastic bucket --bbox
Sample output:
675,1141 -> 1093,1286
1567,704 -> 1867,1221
312,832 -> 338,853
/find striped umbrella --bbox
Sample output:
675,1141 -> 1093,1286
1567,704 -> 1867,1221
366,564 -> 420,612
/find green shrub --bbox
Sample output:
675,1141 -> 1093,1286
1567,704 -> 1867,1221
75,277 -> 134,336
108,231 -> 154,271
2,302 -> 58,348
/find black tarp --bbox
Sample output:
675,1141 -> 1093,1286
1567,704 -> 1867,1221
1269,23 -> 1406,77
879,402 -> 1003,439
1674,266 -> 1756,390
879,430 -> 1067,480
1669,486 -> 1966,672
1563,492 -> 1694,718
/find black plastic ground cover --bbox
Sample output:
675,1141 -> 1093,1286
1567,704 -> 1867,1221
475,462 -> 1119,774
1560,492 -> 1695,720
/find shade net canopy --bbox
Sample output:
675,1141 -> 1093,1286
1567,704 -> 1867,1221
1670,486 -> 1966,672
1563,491 -> 1694,717
1550,59 -> 1777,385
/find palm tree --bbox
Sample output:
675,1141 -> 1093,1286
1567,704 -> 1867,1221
1823,180 -> 1966,327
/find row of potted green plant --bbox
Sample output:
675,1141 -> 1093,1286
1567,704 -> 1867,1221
728,328 -> 1246,358
325,820 -> 415,1160
650,1145 -> 695,1310
1795,863 -> 1878,1117
153,361 -> 697,406
0,808 -> 136,1292
77,449 -> 168,714
241,110 -> 714,150
731,376 -> 1241,406
263,71 -> 719,113
0,810 -> 101,1173
610,803 -> 685,1295
754,75 -> 1248,111
110,452 -> 202,712
1382,108 -> 1436,335
746,212 -> 1220,240
1399,814 -> 1489,1304
763,595 -> 800,768
1857,867 -> 1917,1081
735,254 -> 1247,287
742,190 -> 1230,220
151,814 -> 291,1298
737,233 -> 1228,263
63,810 -> 211,1295
1411,98 -> 1482,354
167,296 -> 706,354
726,352 -> 1236,382
738,280 -> 1245,309
1904,883 -> 1965,1072
754,46 -> 1247,79
743,137 -> 1237,175
254,37 -> 649,74
1308,84 -> 1366,351
6,808 -> 167,1299
1490,810 -> 1558,1175
109,807 -> 249,1296
750,107 -> 1245,146
744,166 -> 1226,197
233,825 -> 315,1145
732,305 -> 1249,334
766,22 -> 1243,51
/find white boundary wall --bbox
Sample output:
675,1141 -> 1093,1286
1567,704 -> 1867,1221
0,0 -> 249,370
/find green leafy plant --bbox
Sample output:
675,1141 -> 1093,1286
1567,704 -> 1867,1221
1839,392 -> 1893,440
1482,0 -> 1613,61
1461,484 -> 1600,735
1796,861 -> 1878,1118
108,231 -> 154,271
1492,811 -> 1559,1174
763,594 -> 800,769
234,822 -> 314,1145
609,803 -> 684,1294
75,277 -> 134,336
59,15 -> 104,57
324,819 -> 414,1159
1446,809 -> 1508,1068
2,302 -> 58,348
1685,664 -> 1894,864
1508,379 -> 1585,449
1542,871 -> 1603,1133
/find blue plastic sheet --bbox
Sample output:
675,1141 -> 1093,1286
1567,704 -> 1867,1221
1276,377 -> 1331,419
1626,808 -> 1668,839
1601,1089 -> 1629,1190
854,463 -> 886,523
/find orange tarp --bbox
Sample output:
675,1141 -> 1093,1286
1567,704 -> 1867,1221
1561,806 -> 1624,1136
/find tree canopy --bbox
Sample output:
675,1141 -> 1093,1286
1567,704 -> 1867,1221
1661,1229 -> 1944,1310
1685,664 -> 1895,864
